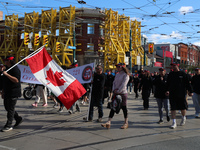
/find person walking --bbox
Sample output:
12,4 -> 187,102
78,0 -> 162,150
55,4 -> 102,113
101,63 -> 129,129
84,65 -> 105,122
153,68 -> 170,124
191,68 -> 200,118
139,70 -> 153,110
0,56 -> 23,132
166,62 -> 193,129
32,84 -> 48,107
133,74 -> 140,99
104,70 -> 114,101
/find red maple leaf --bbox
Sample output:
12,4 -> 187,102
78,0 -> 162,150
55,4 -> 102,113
46,68 -> 66,86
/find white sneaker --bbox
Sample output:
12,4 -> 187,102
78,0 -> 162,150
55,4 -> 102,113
180,118 -> 186,126
170,122 -> 177,129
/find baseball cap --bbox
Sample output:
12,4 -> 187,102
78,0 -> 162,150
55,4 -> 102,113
3,56 -> 14,61
159,67 -> 165,71
170,62 -> 179,67
195,68 -> 200,71
115,63 -> 125,67
70,62 -> 78,67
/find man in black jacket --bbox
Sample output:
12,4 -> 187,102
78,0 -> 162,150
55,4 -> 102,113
153,68 -> 170,124
84,65 -> 105,122
0,56 -> 22,132
191,68 -> 200,118
166,62 -> 193,129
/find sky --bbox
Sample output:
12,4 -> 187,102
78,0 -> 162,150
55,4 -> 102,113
0,0 -> 200,46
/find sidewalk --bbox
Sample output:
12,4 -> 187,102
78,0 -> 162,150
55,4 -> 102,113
0,88 -> 200,150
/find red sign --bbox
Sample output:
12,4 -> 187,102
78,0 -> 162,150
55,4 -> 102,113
154,62 -> 163,67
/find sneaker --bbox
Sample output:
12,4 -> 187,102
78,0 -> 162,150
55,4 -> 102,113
170,122 -> 177,129
32,103 -> 37,107
97,118 -> 102,122
83,117 -> 92,122
167,116 -> 170,122
14,117 -> 23,127
195,115 -> 199,118
157,120 -> 164,124
42,103 -> 48,107
68,110 -> 72,114
1,126 -> 13,132
180,117 -> 186,126
58,107 -> 64,113
53,103 -> 59,108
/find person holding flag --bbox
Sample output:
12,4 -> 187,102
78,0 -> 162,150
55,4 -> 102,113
0,56 -> 23,132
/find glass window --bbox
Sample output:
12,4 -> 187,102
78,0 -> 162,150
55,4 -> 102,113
87,43 -> 94,51
87,24 -> 94,34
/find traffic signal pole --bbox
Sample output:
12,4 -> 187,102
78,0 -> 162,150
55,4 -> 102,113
73,30 -> 76,63
144,38 -> 146,66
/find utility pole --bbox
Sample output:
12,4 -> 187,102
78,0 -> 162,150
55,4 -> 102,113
73,24 -> 76,63
144,37 -> 146,66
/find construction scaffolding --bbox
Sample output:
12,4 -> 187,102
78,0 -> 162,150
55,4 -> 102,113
0,6 -> 146,70
103,8 -> 147,71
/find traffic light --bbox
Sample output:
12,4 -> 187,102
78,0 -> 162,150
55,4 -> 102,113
24,32 -> 30,45
148,43 -> 154,54
34,33 -> 40,46
56,42 -> 61,52
43,35 -> 48,47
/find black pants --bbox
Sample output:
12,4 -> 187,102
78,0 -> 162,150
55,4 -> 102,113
134,87 -> 138,98
4,97 -> 20,127
109,106 -> 128,118
142,90 -> 151,109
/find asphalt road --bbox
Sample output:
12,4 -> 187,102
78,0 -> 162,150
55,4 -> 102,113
0,84 -> 200,150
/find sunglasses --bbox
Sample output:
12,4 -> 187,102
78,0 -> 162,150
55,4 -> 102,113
95,68 -> 101,70
116,66 -> 122,68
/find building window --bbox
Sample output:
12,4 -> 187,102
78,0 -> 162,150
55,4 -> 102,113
100,28 -> 104,36
87,43 -> 94,51
87,24 -> 94,34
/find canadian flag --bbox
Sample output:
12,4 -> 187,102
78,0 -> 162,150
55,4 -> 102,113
26,47 -> 86,109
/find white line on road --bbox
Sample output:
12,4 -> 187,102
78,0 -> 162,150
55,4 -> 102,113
0,145 -> 16,150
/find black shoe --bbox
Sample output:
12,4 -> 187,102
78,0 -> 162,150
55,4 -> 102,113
157,119 -> 164,124
83,117 -> 92,122
14,117 -> 23,127
167,116 -> 170,122
1,126 -> 13,132
144,108 -> 148,110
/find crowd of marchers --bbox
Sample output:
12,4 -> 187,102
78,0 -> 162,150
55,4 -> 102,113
1,56 -> 200,132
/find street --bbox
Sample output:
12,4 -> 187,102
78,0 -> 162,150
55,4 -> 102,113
0,84 -> 200,150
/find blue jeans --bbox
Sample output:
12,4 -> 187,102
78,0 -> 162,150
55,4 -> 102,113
192,93 -> 200,116
89,99 -> 103,120
127,83 -> 132,92
156,98 -> 169,120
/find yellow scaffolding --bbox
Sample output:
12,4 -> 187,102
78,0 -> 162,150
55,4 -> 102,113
52,5 -> 75,67
103,9 -> 147,71
0,14 -> 18,63
16,11 -> 39,65
41,8 -> 57,53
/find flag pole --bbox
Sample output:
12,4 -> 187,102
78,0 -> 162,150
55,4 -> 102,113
86,60 -> 96,121
3,45 -> 45,74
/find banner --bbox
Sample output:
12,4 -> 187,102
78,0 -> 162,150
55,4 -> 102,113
18,63 -> 94,84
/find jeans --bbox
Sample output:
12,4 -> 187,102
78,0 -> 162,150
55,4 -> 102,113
127,83 -> 132,92
156,98 -> 169,120
192,93 -> 200,116
89,99 -> 103,120
4,97 -> 20,127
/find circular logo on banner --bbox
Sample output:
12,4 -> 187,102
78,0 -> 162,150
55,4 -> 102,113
82,66 -> 93,81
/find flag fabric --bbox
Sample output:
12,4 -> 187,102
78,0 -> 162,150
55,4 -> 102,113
25,47 -> 86,109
